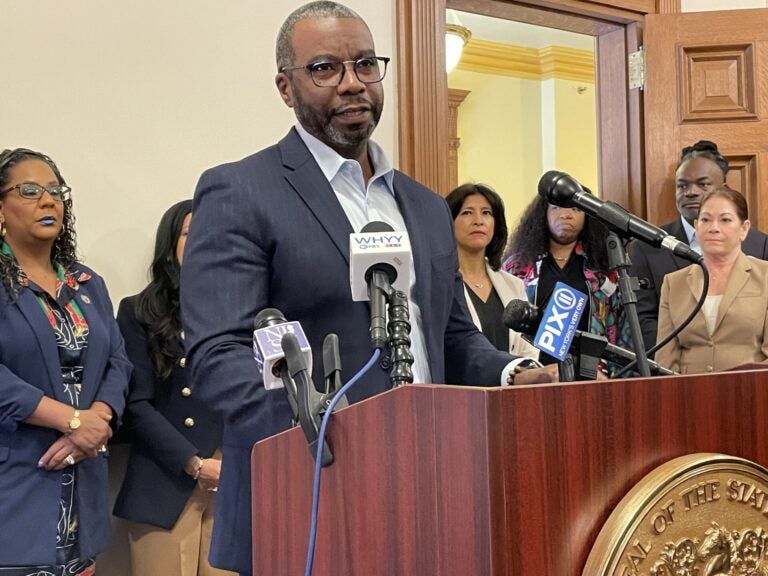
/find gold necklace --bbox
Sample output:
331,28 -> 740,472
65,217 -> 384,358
462,272 -> 487,289
552,254 -> 569,262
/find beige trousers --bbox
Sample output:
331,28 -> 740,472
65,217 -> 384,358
126,484 -> 234,576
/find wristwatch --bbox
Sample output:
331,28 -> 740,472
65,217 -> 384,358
68,409 -> 81,432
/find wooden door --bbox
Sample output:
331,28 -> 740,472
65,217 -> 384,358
644,8 -> 768,229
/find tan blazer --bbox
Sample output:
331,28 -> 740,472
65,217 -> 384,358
463,264 -> 539,359
656,252 -> 768,374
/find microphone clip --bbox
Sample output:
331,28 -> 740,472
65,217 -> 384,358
282,332 -> 350,467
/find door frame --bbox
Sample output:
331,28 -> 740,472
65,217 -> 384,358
395,0 -> 680,215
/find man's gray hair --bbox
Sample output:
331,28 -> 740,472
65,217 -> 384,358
276,1 -> 361,70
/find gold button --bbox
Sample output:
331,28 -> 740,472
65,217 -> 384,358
181,387 -> 192,397
184,418 -> 195,428
179,357 -> 186,368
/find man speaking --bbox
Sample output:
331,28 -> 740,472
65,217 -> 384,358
180,2 -> 555,574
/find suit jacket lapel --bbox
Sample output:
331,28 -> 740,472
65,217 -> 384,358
713,253 -> 751,333
684,266 -> 710,334
279,129 -> 353,264
393,172 -> 430,309
16,291 -> 63,400
77,278 -> 106,408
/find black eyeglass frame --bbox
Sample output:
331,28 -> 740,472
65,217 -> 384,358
280,56 -> 390,87
1,183 -> 72,202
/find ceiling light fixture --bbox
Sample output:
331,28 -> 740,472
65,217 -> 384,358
446,10 -> 471,73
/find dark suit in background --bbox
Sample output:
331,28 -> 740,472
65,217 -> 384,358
630,218 -> 768,352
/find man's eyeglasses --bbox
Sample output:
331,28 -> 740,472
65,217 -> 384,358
280,56 -> 390,87
1,183 -> 72,202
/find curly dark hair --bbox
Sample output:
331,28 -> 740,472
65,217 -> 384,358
134,200 -> 192,380
0,148 -> 78,300
503,193 -> 612,271
679,140 -> 728,176
446,183 -> 508,270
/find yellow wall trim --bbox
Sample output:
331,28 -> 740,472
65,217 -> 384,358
457,38 -> 595,83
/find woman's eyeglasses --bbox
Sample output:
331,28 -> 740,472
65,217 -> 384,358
1,183 -> 72,202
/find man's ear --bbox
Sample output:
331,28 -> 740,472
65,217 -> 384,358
275,73 -> 295,109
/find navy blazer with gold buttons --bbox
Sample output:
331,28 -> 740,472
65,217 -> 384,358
113,294 -> 223,529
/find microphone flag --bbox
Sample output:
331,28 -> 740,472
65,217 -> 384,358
533,282 -> 588,361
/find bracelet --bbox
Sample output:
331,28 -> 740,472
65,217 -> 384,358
192,458 -> 205,481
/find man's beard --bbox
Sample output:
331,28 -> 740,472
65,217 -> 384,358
292,91 -> 382,156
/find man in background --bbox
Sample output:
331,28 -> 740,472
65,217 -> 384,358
630,140 -> 768,354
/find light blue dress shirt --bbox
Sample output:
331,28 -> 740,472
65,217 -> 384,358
680,216 -> 701,255
295,124 -> 432,383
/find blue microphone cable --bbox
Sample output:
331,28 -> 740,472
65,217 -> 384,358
304,348 -> 381,576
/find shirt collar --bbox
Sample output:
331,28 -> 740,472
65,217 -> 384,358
294,123 -> 395,194
680,215 -> 696,243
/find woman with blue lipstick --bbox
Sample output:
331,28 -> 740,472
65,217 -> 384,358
0,148 -> 131,575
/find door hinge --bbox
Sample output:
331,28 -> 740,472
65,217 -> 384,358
628,47 -> 645,91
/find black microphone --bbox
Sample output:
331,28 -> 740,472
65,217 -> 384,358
501,298 -> 574,380
282,333 -> 333,466
571,330 -> 675,376
501,298 -> 542,338
538,171 -> 703,265
357,221 -> 399,349
502,299 -> 675,377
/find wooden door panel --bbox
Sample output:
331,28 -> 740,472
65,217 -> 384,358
644,9 -> 768,229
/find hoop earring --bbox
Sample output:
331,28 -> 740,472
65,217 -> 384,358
0,219 -> 5,238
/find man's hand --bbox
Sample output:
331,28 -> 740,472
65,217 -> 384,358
511,364 -> 559,385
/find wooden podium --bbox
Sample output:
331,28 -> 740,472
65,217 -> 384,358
251,370 -> 768,575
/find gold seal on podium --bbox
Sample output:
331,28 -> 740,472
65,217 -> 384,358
583,454 -> 768,575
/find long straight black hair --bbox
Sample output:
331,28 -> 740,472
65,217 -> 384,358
135,199 -> 192,380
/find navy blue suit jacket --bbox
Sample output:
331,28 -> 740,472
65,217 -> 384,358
113,295 -> 223,529
630,219 -> 768,352
180,129 -> 513,573
0,265 -> 130,566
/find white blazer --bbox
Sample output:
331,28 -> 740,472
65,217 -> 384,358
463,264 -> 540,359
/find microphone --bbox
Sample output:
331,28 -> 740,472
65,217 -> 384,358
501,298 -> 542,338
253,308 -> 313,390
349,221 -> 412,349
572,330 -> 675,376
502,299 -> 675,377
531,282 -> 588,361
538,171 -> 703,264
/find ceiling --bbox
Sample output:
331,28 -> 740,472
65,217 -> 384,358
454,10 -> 595,52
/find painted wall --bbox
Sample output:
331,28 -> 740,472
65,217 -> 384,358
449,70 -> 542,227
1,0 -> 396,305
449,69 -> 596,229
549,79 -> 598,194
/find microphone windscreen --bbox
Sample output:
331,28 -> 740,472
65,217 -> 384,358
361,221 -> 394,233
538,171 -> 581,208
537,170 -> 565,200
502,299 -> 539,334
254,307 -> 287,330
